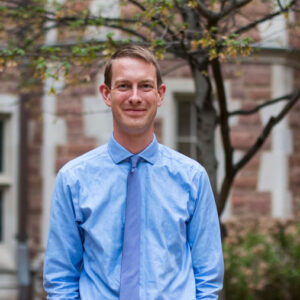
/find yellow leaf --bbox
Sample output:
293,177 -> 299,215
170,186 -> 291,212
188,1 -> 198,8
283,12 -> 289,20
191,40 -> 200,51
48,87 -> 56,95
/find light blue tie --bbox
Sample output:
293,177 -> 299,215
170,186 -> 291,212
119,155 -> 142,300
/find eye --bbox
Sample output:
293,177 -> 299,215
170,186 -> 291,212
140,83 -> 154,92
116,83 -> 130,91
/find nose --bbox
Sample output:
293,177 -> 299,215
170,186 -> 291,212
129,86 -> 142,104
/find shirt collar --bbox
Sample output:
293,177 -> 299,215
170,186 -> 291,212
108,133 -> 158,165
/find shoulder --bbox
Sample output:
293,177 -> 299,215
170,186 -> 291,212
157,143 -> 205,175
157,145 -> 212,200
59,144 -> 109,176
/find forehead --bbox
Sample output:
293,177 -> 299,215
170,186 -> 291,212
111,57 -> 157,83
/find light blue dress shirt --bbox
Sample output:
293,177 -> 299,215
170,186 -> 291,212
44,135 -> 224,299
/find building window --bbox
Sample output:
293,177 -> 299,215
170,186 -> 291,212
0,96 -> 18,270
154,118 -> 163,143
0,116 -> 7,245
0,190 -> 3,242
176,93 -> 197,159
0,120 -> 3,172
0,119 -> 5,243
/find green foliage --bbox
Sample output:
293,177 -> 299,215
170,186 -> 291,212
35,57 -> 47,70
0,0 -> 297,74
0,48 -> 25,57
136,0 -> 175,24
151,39 -> 166,59
188,0 -> 198,8
224,217 -> 300,300
0,0 -> 297,97
191,29 -> 254,61
68,19 -> 86,29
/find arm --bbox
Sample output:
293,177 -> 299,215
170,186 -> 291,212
43,170 -> 84,299
187,169 -> 224,299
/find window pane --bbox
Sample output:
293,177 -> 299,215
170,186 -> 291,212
178,101 -> 191,136
178,142 -> 191,157
0,120 -> 3,172
0,190 -> 3,242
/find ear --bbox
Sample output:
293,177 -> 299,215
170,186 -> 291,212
99,84 -> 112,107
157,84 -> 166,107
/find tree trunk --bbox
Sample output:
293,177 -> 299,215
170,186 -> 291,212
191,64 -> 218,198
191,63 -> 225,300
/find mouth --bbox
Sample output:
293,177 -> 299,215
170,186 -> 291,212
124,108 -> 146,114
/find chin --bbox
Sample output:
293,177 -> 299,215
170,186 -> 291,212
124,123 -> 153,136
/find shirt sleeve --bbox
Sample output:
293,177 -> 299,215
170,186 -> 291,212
43,170 -> 83,299
187,169 -> 224,299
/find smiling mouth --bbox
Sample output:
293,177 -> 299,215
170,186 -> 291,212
124,108 -> 146,113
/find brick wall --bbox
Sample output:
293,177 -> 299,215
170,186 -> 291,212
163,56 -> 299,218
0,69 -> 43,258
1,0 -> 299,298
27,91 -> 43,258
55,81 -> 97,172
227,63 -> 272,216
288,10 -> 300,49
289,68 -> 300,215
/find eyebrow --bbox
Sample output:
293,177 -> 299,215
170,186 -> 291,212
114,79 -> 155,85
139,80 -> 155,84
114,80 -> 130,84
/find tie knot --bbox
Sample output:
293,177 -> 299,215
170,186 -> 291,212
130,155 -> 141,171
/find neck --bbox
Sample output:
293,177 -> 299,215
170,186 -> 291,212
113,130 -> 154,154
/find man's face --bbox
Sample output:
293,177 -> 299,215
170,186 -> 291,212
100,57 -> 166,138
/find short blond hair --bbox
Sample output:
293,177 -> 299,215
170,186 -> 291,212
104,45 -> 163,88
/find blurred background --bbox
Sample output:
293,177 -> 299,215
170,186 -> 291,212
0,0 -> 299,299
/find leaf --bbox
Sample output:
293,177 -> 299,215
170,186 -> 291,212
36,57 -> 47,69
48,87 -> 56,95
191,40 -> 200,51
188,0 -> 198,8
209,48 -> 218,60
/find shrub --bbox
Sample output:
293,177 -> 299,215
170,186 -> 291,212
223,217 -> 300,300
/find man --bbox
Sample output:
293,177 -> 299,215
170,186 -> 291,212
44,45 -> 224,299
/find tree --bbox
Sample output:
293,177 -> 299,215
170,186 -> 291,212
0,0 -> 299,217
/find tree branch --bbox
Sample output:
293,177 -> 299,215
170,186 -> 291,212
127,0 -> 178,41
218,0 -> 253,20
228,91 -> 297,116
161,61 -> 187,76
234,89 -> 300,173
44,15 -> 151,41
196,0 -> 255,23
211,57 -> 234,174
100,23 -> 150,41
218,89 -> 300,216
211,56 -> 235,213
128,0 -> 146,11
196,0 -> 219,20
0,0 -> 27,7
234,0 -> 295,35
0,3 -> 166,42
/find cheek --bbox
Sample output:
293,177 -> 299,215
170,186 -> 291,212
111,102 -> 126,119
110,98 -> 123,109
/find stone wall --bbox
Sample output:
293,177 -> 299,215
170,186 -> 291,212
55,84 -> 97,172
226,63 -> 272,216
289,68 -> 300,215
27,90 -> 43,258
0,68 -> 43,298
1,1 -> 299,299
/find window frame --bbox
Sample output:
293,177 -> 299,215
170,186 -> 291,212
0,95 -> 19,271
175,92 -> 198,160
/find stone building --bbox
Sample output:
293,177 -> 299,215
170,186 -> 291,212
0,0 -> 299,298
